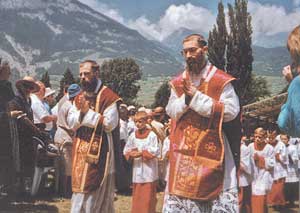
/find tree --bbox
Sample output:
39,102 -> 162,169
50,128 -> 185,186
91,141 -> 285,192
40,71 -> 51,88
227,0 -> 254,105
208,1 -> 227,70
100,58 -> 142,104
152,81 -> 171,108
243,74 -> 270,104
208,0 -> 268,105
56,68 -> 75,102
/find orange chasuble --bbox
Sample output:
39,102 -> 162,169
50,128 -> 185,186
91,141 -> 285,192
168,69 -> 234,201
72,86 -> 120,193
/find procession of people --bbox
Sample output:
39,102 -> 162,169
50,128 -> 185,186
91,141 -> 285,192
0,23 -> 300,213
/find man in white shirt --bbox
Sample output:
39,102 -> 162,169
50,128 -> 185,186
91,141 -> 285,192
31,81 -> 57,133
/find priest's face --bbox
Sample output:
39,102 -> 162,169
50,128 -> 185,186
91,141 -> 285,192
182,39 -> 208,75
79,62 -> 98,92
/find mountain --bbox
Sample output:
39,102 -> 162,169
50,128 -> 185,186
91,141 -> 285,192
162,28 -> 290,76
253,45 -> 290,76
0,0 -> 182,81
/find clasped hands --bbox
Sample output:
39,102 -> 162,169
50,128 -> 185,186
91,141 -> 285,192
75,93 -> 90,114
182,78 -> 197,97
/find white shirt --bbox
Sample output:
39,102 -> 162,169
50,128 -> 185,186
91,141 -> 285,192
248,143 -> 275,195
127,117 -> 136,136
162,137 -> 170,182
239,142 -> 252,187
120,119 -> 128,141
272,141 -> 288,180
286,141 -> 299,183
31,93 -> 53,131
123,131 -> 160,183
166,63 -> 240,191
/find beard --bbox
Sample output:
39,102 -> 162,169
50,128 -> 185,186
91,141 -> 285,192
186,55 -> 207,75
81,76 -> 98,92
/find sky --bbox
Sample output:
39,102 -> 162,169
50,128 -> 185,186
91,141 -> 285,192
78,0 -> 300,47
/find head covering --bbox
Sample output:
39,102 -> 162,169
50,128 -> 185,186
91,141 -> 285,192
120,103 -> 128,109
67,84 -> 81,98
153,106 -> 165,115
127,105 -> 136,111
44,87 -> 55,98
15,76 -> 40,93
138,106 -> 146,112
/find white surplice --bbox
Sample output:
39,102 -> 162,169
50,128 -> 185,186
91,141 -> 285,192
239,141 -> 252,187
123,131 -> 160,183
163,63 -> 240,213
272,140 -> 288,181
68,80 -> 119,213
248,143 -> 275,196
286,138 -> 299,183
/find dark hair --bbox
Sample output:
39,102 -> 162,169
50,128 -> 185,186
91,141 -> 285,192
80,60 -> 100,73
183,34 -> 207,47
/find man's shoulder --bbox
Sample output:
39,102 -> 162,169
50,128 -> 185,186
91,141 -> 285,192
211,68 -> 235,82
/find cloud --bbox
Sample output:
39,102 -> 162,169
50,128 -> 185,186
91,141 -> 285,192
78,0 -> 125,24
248,1 -> 300,36
78,0 -> 300,46
128,3 -> 215,41
294,0 -> 300,6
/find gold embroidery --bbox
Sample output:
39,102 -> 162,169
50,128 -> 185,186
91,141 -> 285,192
204,142 -> 217,153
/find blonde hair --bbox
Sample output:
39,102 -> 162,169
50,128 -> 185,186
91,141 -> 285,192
134,111 -> 148,122
287,25 -> 300,68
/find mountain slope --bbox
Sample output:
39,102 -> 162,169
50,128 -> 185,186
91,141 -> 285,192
0,0 -> 182,79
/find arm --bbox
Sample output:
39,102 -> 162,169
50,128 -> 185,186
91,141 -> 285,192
142,132 -> 160,160
278,78 -> 300,137
189,83 -> 240,122
264,147 -> 275,171
166,88 -> 189,121
240,145 -> 251,175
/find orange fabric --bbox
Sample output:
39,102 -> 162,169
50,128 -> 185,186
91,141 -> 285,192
72,86 -> 120,193
168,69 -> 234,201
267,178 -> 286,206
132,182 -> 157,213
251,195 -> 267,213
239,185 -> 251,213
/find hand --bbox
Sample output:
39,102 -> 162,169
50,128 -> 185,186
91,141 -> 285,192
75,94 -> 89,113
253,153 -> 259,161
10,110 -> 23,118
282,65 -> 293,83
275,153 -> 281,162
130,150 -> 142,158
182,78 -> 197,97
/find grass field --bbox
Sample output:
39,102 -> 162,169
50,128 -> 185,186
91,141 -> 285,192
136,75 -> 287,106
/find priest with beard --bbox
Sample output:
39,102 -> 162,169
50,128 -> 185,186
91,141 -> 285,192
162,34 -> 241,212
68,60 -> 121,213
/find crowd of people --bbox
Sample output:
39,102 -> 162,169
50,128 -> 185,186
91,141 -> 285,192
0,24 -> 299,213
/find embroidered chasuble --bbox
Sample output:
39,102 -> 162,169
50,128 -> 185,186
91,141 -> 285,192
168,69 -> 234,201
72,86 -> 120,193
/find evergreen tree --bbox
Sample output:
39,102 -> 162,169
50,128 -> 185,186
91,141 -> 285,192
100,58 -> 142,104
209,0 -> 268,105
226,0 -> 254,105
56,68 -> 75,102
208,1 -> 227,70
40,71 -> 51,88
152,81 -> 171,108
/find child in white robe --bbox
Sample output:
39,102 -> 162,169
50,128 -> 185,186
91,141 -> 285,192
267,132 -> 288,210
248,127 -> 275,213
239,136 -> 252,213
123,111 -> 160,213
282,135 -> 299,207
